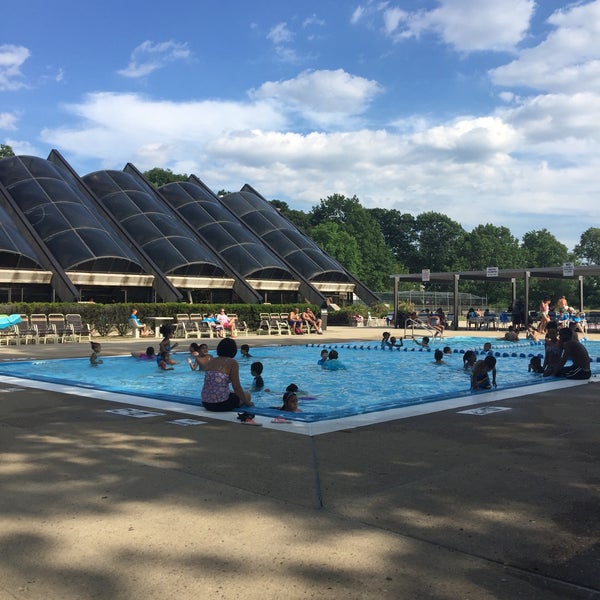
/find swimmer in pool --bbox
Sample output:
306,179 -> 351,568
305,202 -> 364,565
132,346 -> 155,360
187,343 -> 212,371
90,342 -> 103,366
250,361 -> 264,391
317,349 -> 329,365
413,335 -> 430,348
433,349 -> 445,364
158,351 -> 175,371
322,349 -> 346,370
381,331 -> 391,348
462,350 -> 477,370
240,344 -> 252,358
471,356 -> 497,390
280,390 -> 301,412
528,355 -> 544,373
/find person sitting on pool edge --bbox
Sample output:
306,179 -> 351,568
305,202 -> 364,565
549,327 -> 591,380
471,356 -> 497,390
201,338 -> 253,411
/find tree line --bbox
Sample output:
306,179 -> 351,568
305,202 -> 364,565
142,168 -> 600,308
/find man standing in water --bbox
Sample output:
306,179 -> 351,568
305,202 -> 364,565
551,327 -> 591,380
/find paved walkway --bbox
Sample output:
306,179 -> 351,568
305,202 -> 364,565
1,326 -> 599,599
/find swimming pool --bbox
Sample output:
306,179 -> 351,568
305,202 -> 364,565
0,337 -> 598,422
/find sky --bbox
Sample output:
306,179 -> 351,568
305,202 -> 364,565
2,0 -> 599,253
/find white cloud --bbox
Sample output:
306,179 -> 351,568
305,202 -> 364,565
303,14 -> 325,28
350,5 -> 365,25
0,44 -> 30,91
425,0 -> 535,52
0,112 -> 18,130
249,69 -> 382,127
490,1 -> 600,92
40,91 -> 286,170
118,40 -> 191,78
354,0 -> 534,52
267,22 -> 294,45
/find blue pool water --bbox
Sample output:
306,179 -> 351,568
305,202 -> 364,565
0,337 -> 598,422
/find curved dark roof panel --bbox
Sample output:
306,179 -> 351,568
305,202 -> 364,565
82,171 -> 226,277
0,202 -> 45,270
0,156 -> 144,273
159,181 -> 295,281
223,191 -> 350,283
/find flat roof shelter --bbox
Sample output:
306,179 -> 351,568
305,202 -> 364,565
392,266 -> 600,329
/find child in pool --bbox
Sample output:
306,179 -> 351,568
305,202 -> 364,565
250,361 -> 264,391
462,350 -> 477,370
240,344 -> 252,358
187,343 -> 212,371
158,351 -> 174,371
528,355 -> 544,373
483,342 -> 492,354
280,390 -> 301,412
471,356 -> 497,390
413,336 -> 430,348
132,346 -> 155,360
433,349 -> 445,364
387,336 -> 402,348
317,349 -> 329,365
90,342 -> 103,366
381,331 -> 390,348
322,349 -> 346,370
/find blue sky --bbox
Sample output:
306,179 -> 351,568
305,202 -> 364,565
2,0 -> 599,253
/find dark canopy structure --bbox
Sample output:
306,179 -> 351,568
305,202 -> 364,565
0,149 -> 380,305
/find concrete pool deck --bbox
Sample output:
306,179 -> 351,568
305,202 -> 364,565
1,326 -> 599,599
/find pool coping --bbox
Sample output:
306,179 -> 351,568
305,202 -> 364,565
0,372 -> 591,435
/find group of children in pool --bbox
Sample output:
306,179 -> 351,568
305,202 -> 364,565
88,317 -> 591,413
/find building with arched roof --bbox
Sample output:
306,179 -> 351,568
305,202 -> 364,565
0,150 -> 379,306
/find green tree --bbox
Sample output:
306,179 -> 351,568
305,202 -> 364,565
414,212 -> 466,273
0,143 -> 15,159
521,229 -> 574,303
457,224 -> 523,305
270,199 -> 312,232
369,208 -> 414,272
143,167 -> 188,187
521,229 -> 569,267
309,194 -> 397,290
573,228 -> 600,307
310,222 -> 362,275
573,227 -> 600,265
